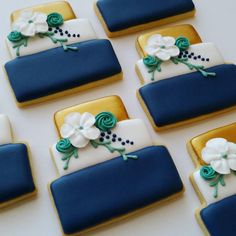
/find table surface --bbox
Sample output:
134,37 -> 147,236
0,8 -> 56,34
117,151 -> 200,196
1,0 -> 235,235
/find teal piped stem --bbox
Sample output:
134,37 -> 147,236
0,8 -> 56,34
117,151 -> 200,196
38,32 -> 78,51
171,57 -> 216,77
147,60 -> 163,81
209,174 -> 225,198
12,37 -> 28,57
90,140 -> 138,161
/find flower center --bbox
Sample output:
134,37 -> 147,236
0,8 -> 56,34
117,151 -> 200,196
28,20 -> 33,24
222,154 -> 228,159
160,45 -> 166,49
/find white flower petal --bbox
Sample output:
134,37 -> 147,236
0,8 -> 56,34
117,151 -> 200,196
19,11 -> 34,21
228,142 -> 236,154
69,133 -> 89,148
81,127 -> 100,140
165,46 -> 180,57
64,112 -> 81,127
60,124 -> 74,138
228,158 -> 236,171
145,45 -> 159,56
201,147 -> 221,164
35,23 -> 48,33
21,23 -> 36,36
147,34 -> 162,46
34,12 -> 47,23
80,112 -> 96,129
162,36 -> 176,47
211,159 -> 231,175
155,50 -> 170,61
206,138 -> 228,154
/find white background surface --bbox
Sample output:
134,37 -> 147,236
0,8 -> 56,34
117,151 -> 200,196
0,0 -> 236,235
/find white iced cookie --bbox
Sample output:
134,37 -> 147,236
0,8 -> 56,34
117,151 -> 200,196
0,114 -> 13,145
7,16 -> 97,58
136,34 -> 224,84
51,112 -> 153,176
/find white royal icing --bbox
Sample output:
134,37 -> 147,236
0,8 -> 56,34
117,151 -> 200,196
0,115 -> 13,145
7,18 -> 97,58
136,43 -> 224,84
193,170 -> 236,205
51,119 -> 153,176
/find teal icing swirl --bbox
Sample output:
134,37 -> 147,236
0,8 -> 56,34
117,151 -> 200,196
175,36 -> 190,51
200,166 -> 217,180
143,55 -> 159,67
47,12 -> 64,27
95,112 -> 117,132
8,31 -> 24,42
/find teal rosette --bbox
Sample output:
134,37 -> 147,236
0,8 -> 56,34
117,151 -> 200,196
200,166 -> 217,180
95,112 -> 117,132
47,12 -> 64,27
143,55 -> 159,67
56,138 -> 74,153
8,31 -> 24,42
175,36 -> 190,51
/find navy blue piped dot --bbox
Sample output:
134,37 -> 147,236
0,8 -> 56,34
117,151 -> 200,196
112,134 -> 117,138
106,135 -> 110,139
126,140 -> 130,144
188,55 -> 192,59
101,132 -> 105,137
191,52 -> 194,56
54,30 -> 58,34
59,29 -> 63,33
73,34 -> 76,37
130,142 -> 134,145
112,138 -> 116,142
77,34 -> 80,38
198,55 -> 201,59
60,33 -> 64,36
65,31 -> 68,34
202,58 -> 205,61
193,56 -> 197,60
68,34 -> 71,37
56,27 -> 60,30
206,58 -> 210,62
107,131 -> 112,135
183,54 -> 187,58
99,138 -> 104,142
118,138 -> 122,142
184,51 -> 189,54
48,28 -> 52,31
121,142 -> 126,146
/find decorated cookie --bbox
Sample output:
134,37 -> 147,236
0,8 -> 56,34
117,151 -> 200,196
94,0 -> 195,37
136,24 -> 236,131
188,123 -> 236,236
0,114 -> 36,209
49,96 -> 184,235
4,2 -> 122,107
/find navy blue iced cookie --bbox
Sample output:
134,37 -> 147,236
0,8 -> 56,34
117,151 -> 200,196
5,5 -> 122,107
0,115 -> 36,209
49,97 -> 184,235
95,0 -> 195,37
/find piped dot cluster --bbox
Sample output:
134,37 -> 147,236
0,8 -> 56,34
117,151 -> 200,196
48,27 -> 80,38
99,130 -> 134,146
178,50 -> 210,62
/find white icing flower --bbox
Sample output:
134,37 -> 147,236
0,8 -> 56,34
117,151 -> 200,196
60,112 -> 100,148
145,34 -> 180,61
13,11 -> 48,37
202,138 -> 236,175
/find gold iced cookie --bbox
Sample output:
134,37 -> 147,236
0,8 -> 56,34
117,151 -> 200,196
54,96 -> 129,136
136,24 -> 202,57
11,1 -> 76,23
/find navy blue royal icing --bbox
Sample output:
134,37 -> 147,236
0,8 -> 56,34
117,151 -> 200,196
50,146 -> 183,234
0,143 -> 35,204
139,64 -> 236,127
5,39 -> 121,103
96,0 -> 195,32
200,194 -> 236,236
